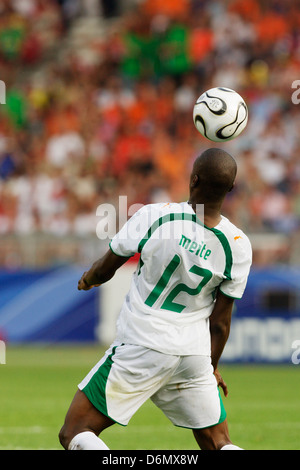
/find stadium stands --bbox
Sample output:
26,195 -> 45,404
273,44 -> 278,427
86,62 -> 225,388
0,0 -> 300,266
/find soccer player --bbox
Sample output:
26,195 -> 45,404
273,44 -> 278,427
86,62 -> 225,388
59,148 -> 252,451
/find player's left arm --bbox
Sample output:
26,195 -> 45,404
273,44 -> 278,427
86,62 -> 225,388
78,249 -> 130,291
211,233 -> 252,396
209,290 -> 235,397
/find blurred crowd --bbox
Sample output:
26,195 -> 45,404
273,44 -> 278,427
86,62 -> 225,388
0,0 -> 300,259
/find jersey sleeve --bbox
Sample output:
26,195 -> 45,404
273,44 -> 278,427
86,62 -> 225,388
219,235 -> 252,299
109,205 -> 152,258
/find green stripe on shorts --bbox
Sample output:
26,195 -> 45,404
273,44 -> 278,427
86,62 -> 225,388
218,389 -> 227,424
82,345 -> 118,419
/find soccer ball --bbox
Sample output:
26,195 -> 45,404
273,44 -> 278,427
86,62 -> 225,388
193,87 -> 248,142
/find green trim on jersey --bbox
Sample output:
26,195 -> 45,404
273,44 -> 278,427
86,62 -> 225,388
137,212 -> 233,280
109,242 -> 131,259
219,288 -> 242,300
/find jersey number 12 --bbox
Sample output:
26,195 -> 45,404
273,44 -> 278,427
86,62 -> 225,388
145,254 -> 212,313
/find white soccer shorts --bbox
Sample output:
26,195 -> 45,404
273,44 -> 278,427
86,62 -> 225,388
78,342 -> 226,429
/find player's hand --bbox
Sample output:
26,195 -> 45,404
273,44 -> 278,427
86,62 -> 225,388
78,272 -> 92,290
214,368 -> 228,397
78,272 -> 100,291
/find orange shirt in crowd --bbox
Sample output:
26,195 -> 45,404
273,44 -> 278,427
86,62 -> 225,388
142,0 -> 189,19
255,12 -> 289,44
229,0 -> 261,22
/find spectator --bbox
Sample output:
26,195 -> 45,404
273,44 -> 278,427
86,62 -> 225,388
0,0 -> 299,266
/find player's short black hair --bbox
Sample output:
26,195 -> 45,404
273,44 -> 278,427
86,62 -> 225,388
191,148 -> 237,201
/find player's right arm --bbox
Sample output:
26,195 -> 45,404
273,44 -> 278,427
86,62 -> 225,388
78,249 -> 130,290
78,205 -> 152,291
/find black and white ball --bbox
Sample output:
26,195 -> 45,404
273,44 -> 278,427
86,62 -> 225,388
193,87 -> 248,142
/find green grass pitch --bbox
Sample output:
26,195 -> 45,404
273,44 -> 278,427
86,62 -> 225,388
0,345 -> 299,450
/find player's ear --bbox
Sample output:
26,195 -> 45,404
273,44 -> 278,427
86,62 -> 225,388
228,182 -> 235,192
191,174 -> 199,188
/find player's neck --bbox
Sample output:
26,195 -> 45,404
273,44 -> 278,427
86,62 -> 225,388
188,199 -> 222,228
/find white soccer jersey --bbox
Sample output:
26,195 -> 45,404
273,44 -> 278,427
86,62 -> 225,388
109,201 -> 252,356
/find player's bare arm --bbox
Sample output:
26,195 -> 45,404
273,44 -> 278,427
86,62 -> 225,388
209,290 -> 234,397
78,250 -> 129,290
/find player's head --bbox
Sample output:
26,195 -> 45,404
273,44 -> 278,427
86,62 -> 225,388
189,148 -> 237,203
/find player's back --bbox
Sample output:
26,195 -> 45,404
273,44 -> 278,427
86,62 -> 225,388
110,201 -> 252,355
